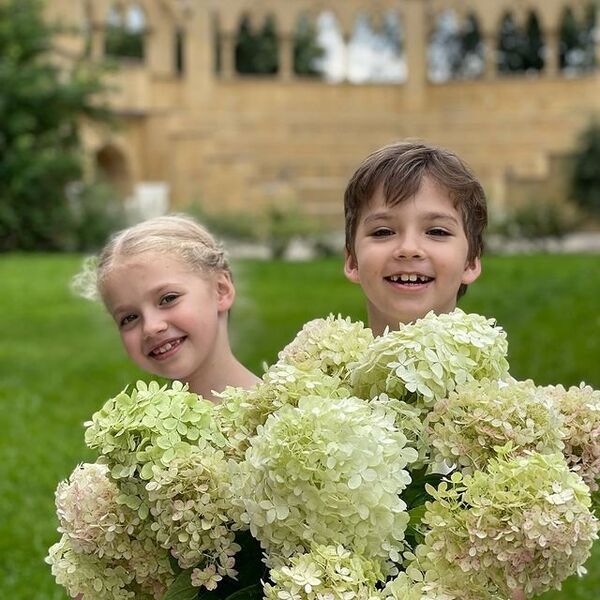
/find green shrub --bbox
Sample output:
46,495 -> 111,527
493,199 -> 580,244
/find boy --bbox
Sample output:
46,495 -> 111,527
344,142 -> 527,600
343,140 -> 486,335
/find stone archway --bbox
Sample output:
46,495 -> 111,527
95,144 -> 131,194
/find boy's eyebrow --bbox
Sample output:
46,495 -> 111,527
362,210 -> 394,224
421,211 -> 461,225
362,210 -> 461,225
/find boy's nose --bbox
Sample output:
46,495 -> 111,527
393,234 -> 423,259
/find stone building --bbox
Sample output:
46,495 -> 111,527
47,0 -> 600,224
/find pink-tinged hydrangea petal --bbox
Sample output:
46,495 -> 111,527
426,379 -> 565,474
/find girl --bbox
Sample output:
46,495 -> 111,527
74,214 -> 259,400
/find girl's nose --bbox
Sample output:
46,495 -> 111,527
143,313 -> 168,338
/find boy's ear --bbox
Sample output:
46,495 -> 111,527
462,256 -> 482,285
343,249 -> 360,284
215,272 -> 236,312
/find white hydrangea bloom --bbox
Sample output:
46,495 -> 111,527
426,379 -> 565,474
233,395 -> 418,572
264,545 -> 384,600
351,309 -> 509,409
216,362 -> 349,458
277,314 -> 374,380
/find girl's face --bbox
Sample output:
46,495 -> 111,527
101,252 -> 234,384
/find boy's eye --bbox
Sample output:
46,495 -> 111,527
371,228 -> 394,237
427,227 -> 451,237
160,293 -> 179,305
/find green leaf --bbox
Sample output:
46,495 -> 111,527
162,569 -> 198,600
403,468 -> 444,508
224,584 -> 263,600
405,504 -> 428,548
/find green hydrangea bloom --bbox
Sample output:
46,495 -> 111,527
264,545 -> 384,600
84,380 -> 227,484
233,394 -> 418,571
277,314 -> 374,380
426,379 -> 565,474
414,453 -> 599,598
351,309 -> 509,410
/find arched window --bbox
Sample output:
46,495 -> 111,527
96,144 -> 131,194
347,11 -> 404,83
497,11 -> 543,74
560,5 -> 596,73
104,3 -> 146,61
235,15 -> 278,75
293,14 -> 325,77
429,10 -> 483,82
313,11 -> 345,82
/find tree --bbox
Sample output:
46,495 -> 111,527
0,0 -> 110,251
571,122 -> 600,216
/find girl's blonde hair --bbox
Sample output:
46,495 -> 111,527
72,214 -> 230,301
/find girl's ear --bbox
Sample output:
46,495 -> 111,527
343,249 -> 360,284
215,272 -> 235,312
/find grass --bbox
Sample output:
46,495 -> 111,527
1,253 -> 598,599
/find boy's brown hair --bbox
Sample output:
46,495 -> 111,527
344,140 -> 488,268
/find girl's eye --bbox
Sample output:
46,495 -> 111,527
160,293 -> 179,305
120,314 -> 137,327
428,227 -> 451,237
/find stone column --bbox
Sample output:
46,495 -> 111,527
220,32 -> 237,79
278,33 -> 294,80
404,0 -> 427,106
89,24 -> 105,61
482,31 -> 497,79
544,28 -> 560,77
183,5 -> 216,109
595,26 -> 600,70
147,26 -> 174,77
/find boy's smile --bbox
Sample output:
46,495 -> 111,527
344,177 -> 481,335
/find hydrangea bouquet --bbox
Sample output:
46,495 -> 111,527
47,309 -> 600,600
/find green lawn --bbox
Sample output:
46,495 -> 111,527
1,253 -> 598,599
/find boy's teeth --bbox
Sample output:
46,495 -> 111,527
389,274 -> 429,283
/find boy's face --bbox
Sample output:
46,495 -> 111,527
344,176 -> 481,335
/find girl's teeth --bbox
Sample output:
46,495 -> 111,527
156,342 -> 173,354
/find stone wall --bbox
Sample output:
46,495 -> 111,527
47,0 -> 600,224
